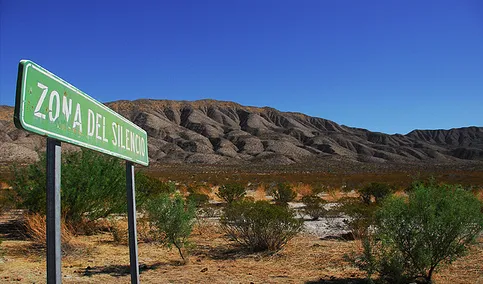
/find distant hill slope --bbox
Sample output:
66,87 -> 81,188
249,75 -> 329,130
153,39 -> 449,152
1,99 -> 482,165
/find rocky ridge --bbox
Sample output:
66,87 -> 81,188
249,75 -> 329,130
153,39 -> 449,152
0,100 -> 482,165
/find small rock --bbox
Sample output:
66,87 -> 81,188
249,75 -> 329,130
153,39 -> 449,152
200,267 -> 208,273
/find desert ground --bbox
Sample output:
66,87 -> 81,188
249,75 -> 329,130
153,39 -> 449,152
1,215 -> 482,284
1,164 -> 483,283
1,181 -> 482,284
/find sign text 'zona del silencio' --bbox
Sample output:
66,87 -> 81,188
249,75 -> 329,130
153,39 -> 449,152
14,60 -> 149,166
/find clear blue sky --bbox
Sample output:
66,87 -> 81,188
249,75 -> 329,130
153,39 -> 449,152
1,0 -> 482,134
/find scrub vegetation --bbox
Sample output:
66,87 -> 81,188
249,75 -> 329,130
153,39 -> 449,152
353,183 -> 483,284
0,154 -> 482,282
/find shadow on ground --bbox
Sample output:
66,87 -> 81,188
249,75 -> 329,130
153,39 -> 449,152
192,243 -> 276,261
0,219 -> 26,240
80,262 -> 177,277
306,277 -> 368,284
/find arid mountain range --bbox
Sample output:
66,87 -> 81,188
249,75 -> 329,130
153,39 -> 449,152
0,99 -> 482,166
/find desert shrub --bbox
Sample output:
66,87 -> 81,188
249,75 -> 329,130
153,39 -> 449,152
311,183 -> 327,195
356,183 -> 483,283
220,200 -> 303,252
0,177 -> 14,214
358,182 -> 392,204
301,195 -> 326,220
270,183 -> 297,205
136,174 -> 176,205
144,194 -> 196,263
338,197 -> 378,238
10,150 -> 126,227
292,183 -> 312,197
11,150 -> 171,230
187,192 -> 210,207
23,213 -> 74,252
0,188 -> 13,214
109,217 -> 154,245
216,183 -> 246,204
405,176 -> 437,193
10,158 -> 47,214
109,217 -> 128,245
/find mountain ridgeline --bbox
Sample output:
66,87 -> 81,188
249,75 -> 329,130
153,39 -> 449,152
0,100 -> 482,165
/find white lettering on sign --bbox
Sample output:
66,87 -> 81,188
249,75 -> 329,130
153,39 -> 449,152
111,122 -> 118,146
102,117 -> 108,142
95,113 -> 102,140
111,123 -> 146,157
34,82 -> 48,119
62,96 -> 72,124
130,131 -> 135,153
73,103 -> 82,132
126,129 -> 130,151
87,109 -> 95,137
48,90 -> 60,122
28,80 -> 146,159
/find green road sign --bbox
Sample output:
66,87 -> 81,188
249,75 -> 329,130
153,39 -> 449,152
14,60 -> 149,166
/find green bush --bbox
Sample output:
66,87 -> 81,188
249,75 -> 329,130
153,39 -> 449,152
187,192 -> 210,207
136,173 -> 175,206
358,182 -> 392,204
338,197 -> 378,238
311,183 -> 327,195
9,149 -> 173,228
0,186 -> 14,214
220,200 -> 303,252
357,183 -> 483,283
10,150 -> 126,226
216,183 -> 246,204
270,183 -> 297,205
145,194 -> 196,262
10,156 -> 48,214
301,195 -> 326,220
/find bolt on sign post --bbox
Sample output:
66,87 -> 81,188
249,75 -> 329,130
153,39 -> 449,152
14,60 -> 148,284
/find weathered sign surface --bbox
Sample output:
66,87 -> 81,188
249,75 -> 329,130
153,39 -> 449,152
14,60 -> 149,166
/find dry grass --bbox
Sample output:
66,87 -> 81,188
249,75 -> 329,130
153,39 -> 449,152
205,185 -> 221,202
209,186 -> 223,203
292,183 -> 313,199
247,184 -> 269,201
23,213 -> 73,247
108,217 -> 157,245
1,218 -> 482,283
474,188 -> 483,202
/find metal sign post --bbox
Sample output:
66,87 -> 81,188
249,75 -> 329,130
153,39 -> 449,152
46,138 -> 62,283
126,161 -> 140,284
14,60 -> 148,284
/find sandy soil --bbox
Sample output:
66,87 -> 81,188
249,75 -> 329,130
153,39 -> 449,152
1,216 -> 482,284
